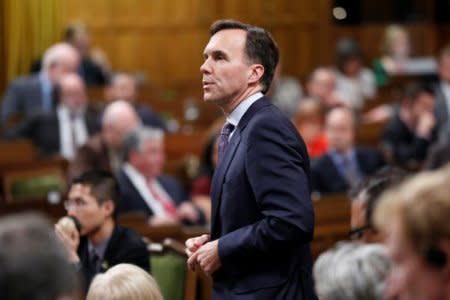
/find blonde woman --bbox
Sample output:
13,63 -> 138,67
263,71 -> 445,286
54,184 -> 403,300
86,264 -> 163,300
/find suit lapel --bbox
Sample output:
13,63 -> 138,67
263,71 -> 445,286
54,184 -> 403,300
210,97 -> 271,234
210,130 -> 241,232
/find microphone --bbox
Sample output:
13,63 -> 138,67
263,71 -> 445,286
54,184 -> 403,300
56,216 -> 81,236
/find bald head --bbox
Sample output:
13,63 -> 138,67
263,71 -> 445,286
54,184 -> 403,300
42,43 -> 80,83
325,107 -> 355,154
102,101 -> 141,150
59,73 -> 86,114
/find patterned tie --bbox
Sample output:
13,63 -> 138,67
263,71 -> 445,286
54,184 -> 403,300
218,123 -> 235,162
342,155 -> 359,188
147,181 -> 178,218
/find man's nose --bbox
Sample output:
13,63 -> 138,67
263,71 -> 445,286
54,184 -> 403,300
200,60 -> 210,73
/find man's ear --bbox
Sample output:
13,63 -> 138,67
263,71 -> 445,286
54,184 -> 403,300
248,64 -> 264,85
103,200 -> 115,217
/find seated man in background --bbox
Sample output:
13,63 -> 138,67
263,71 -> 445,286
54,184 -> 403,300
0,212 -> 80,300
306,67 -> 346,110
382,81 -> 437,169
4,73 -> 98,160
117,126 -> 205,226
69,100 -> 141,178
313,241 -> 391,300
2,43 -> 80,126
56,170 -> 149,291
349,166 -> 407,243
374,166 -> 450,300
104,73 -> 166,130
311,107 -> 385,195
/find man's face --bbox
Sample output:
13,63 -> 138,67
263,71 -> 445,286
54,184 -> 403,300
66,184 -> 111,236
325,110 -> 354,153
60,76 -> 87,114
384,221 -> 446,300
134,138 -> 165,178
107,75 -> 137,103
200,29 -> 253,107
308,70 -> 336,100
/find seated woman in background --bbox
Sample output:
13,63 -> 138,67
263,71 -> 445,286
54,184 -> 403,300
314,242 -> 391,300
373,24 -> 437,86
190,133 -> 219,223
293,99 -> 328,159
87,263 -> 163,300
373,24 -> 411,86
335,38 -> 376,110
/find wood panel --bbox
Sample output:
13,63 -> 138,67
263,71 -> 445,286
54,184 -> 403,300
60,0 -> 331,88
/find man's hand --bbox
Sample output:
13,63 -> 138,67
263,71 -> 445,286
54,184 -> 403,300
177,202 -> 199,223
185,234 -> 209,257
187,239 -> 221,275
55,225 -> 80,264
148,215 -> 179,226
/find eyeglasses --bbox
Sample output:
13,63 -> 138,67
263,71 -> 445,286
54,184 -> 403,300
348,224 -> 373,240
63,198 -> 90,211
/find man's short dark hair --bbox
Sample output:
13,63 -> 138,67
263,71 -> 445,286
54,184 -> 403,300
0,213 -> 79,299
72,170 -> 120,208
350,166 -> 408,226
403,81 -> 435,104
210,19 -> 279,94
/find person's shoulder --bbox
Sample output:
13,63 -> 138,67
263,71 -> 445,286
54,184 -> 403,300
8,74 -> 39,88
158,174 -> 183,188
115,225 -> 146,246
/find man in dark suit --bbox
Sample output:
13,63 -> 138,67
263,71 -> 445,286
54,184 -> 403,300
434,45 -> 450,134
186,20 -> 316,299
55,170 -> 149,291
117,126 -> 205,226
2,43 -> 80,127
4,73 -> 98,159
312,107 -> 385,195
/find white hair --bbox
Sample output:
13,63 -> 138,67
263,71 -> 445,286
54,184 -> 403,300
42,42 -> 79,71
86,263 -> 163,300
314,242 -> 391,300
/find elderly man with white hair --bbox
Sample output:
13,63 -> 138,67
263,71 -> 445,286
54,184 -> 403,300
314,241 -> 391,300
2,43 -> 80,126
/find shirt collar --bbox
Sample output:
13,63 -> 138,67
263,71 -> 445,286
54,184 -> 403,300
329,148 -> 356,165
88,233 -> 112,260
226,92 -> 263,127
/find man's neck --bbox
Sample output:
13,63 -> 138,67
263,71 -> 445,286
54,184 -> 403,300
88,218 -> 114,246
223,86 -> 262,115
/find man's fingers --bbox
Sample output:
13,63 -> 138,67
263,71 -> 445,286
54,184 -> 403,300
187,252 -> 198,272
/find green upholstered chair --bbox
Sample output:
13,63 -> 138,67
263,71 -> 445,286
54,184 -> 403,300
149,238 -> 197,300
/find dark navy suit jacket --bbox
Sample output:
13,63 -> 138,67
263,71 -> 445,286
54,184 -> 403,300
116,170 -> 187,216
210,97 -> 316,299
311,147 -> 385,194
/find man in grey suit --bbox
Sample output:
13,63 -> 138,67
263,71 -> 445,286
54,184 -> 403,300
2,43 -> 80,127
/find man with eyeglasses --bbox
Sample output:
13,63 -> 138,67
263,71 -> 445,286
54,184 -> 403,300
55,170 -> 149,292
349,166 -> 407,243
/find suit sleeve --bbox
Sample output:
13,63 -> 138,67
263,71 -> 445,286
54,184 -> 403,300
2,82 -> 20,125
218,117 -> 314,264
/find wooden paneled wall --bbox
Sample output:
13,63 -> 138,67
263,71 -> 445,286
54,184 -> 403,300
61,0 -> 333,86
